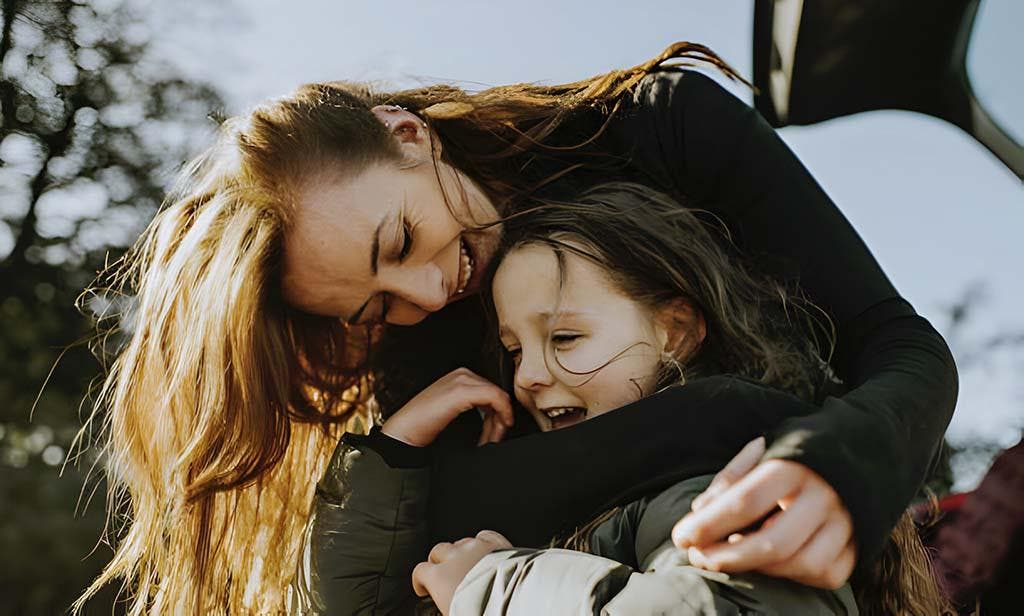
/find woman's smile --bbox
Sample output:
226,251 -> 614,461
282,161 -> 500,325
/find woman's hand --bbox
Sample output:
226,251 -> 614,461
412,530 -> 513,615
671,437 -> 857,589
381,368 -> 514,447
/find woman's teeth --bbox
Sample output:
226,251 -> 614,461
456,237 -> 474,295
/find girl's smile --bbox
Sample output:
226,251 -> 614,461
493,242 -> 671,431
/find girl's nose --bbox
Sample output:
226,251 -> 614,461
515,348 -> 555,391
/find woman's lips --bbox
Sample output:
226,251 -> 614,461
455,236 -> 474,296
449,227 -> 498,302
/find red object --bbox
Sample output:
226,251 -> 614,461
922,438 -> 1024,614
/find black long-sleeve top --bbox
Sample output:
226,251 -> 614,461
366,69 -> 958,564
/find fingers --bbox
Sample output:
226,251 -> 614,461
475,388 -> 516,427
383,367 -> 513,447
477,413 -> 494,447
757,515 -> 855,589
692,436 -> 765,512
476,529 -> 512,548
411,560 -> 432,597
476,412 -> 510,446
428,541 -> 454,564
427,532 -> 509,564
685,480 -> 834,572
760,541 -> 856,590
674,459 -> 802,549
447,369 -> 514,427
414,533 -> 511,614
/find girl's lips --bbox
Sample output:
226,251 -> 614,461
541,406 -> 587,431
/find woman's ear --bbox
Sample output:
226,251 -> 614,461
370,105 -> 439,166
656,298 -> 707,361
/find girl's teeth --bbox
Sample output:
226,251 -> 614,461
544,407 -> 580,418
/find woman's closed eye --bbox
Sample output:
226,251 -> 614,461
398,219 -> 414,261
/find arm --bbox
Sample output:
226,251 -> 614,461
310,368 -> 514,614
450,547 -> 733,615
432,476 -> 856,615
451,545 -> 855,615
622,69 -> 957,560
309,429 -> 431,615
430,376 -> 819,546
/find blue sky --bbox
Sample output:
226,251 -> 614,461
153,0 -> 1023,488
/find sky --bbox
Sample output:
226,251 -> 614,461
149,0 -> 1023,489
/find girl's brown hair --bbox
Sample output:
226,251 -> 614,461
73,43 -> 741,614
497,183 -> 951,615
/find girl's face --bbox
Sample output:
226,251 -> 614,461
493,243 -> 670,431
281,107 -> 501,326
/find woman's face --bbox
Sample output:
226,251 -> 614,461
493,243 -> 669,431
281,112 -> 501,326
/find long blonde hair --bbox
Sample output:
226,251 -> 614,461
74,43 -> 740,614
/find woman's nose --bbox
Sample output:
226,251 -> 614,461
383,264 -> 448,325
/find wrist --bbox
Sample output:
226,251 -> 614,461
346,426 -> 432,468
379,423 -> 422,446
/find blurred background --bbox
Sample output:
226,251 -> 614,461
0,0 -> 1020,613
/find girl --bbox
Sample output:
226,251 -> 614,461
397,183 -> 948,614
76,44 -> 956,613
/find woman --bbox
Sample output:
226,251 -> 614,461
75,43 -> 956,614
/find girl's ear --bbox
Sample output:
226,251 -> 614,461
369,105 -> 439,166
656,298 -> 707,362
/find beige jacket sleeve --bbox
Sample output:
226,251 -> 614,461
449,541 -> 858,616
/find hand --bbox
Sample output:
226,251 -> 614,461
671,437 -> 857,589
412,530 -> 512,615
382,368 -> 514,447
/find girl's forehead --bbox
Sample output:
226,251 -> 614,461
493,243 -> 629,317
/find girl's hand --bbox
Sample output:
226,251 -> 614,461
412,530 -> 512,615
381,368 -> 514,447
671,437 -> 857,590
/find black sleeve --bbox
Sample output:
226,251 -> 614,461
616,70 -> 958,560
431,376 -> 818,546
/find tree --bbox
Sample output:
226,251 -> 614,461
0,1 -> 225,613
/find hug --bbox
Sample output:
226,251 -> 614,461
76,43 -> 957,615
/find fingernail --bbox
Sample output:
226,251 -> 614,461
691,493 -> 707,511
672,520 -> 693,547
688,546 -> 706,567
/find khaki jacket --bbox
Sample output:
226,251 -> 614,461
450,475 -> 857,615
309,434 -> 857,615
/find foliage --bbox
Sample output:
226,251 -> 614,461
0,0 -> 225,613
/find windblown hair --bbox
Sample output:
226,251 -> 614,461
72,43 -> 740,614
497,183 -> 952,616
489,182 -> 834,402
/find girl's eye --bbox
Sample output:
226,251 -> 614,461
551,333 -> 582,346
506,347 -> 522,361
398,220 -> 413,261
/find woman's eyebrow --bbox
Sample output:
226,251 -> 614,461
370,210 -> 395,276
370,196 -> 406,275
